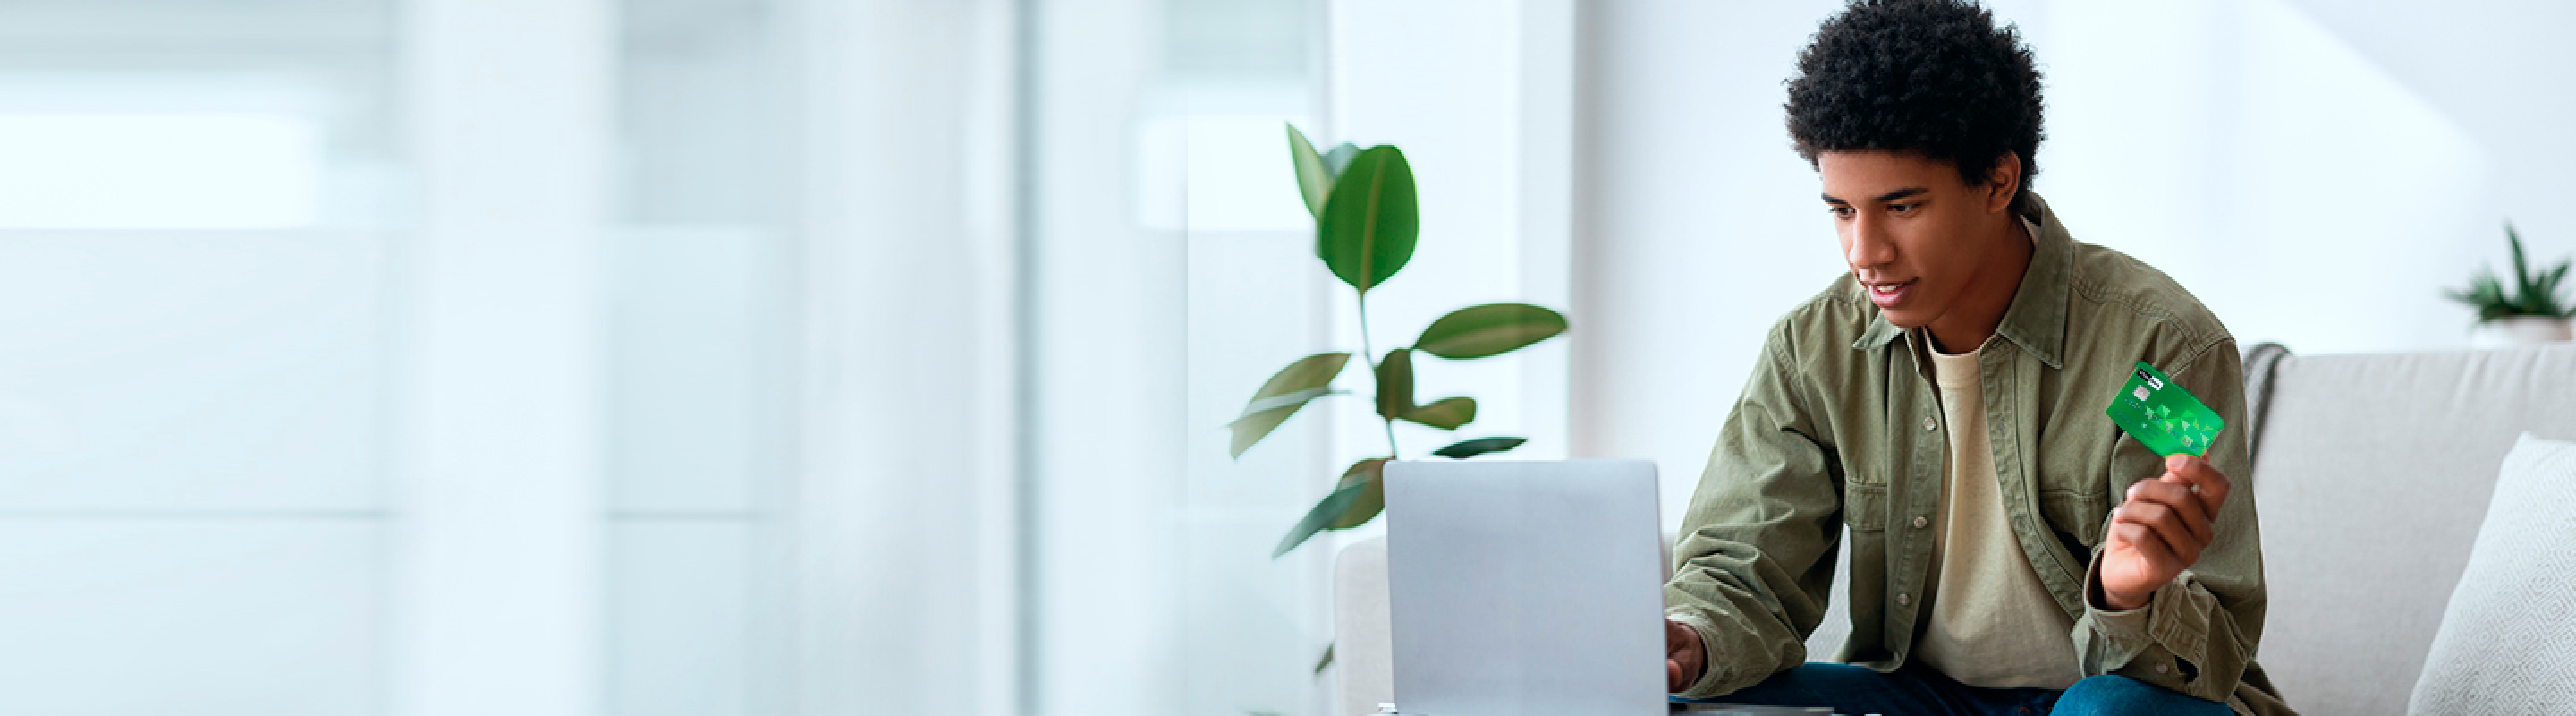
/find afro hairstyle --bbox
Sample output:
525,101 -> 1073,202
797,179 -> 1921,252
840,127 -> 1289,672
1785,0 -> 2045,213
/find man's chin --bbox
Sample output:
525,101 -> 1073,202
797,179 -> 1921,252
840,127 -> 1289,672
1878,309 -> 1932,329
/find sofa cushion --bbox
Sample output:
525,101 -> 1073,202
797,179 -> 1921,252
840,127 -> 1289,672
2249,345 -> 2576,715
2407,434 -> 2576,713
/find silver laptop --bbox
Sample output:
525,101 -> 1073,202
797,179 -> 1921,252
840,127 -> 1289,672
1382,459 -> 1668,716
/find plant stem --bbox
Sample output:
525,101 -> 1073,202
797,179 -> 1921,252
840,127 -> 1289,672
1358,294 -> 1400,457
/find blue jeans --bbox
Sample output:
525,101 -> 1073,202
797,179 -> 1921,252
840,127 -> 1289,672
1673,661 -> 2234,715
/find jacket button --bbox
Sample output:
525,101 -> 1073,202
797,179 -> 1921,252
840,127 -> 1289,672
1912,516 -> 1928,529
1896,593 -> 1911,606
1922,416 -> 1937,431
2155,662 -> 2171,675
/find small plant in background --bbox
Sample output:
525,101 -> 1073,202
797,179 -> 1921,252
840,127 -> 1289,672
1228,124 -> 1568,563
2447,223 -> 2573,322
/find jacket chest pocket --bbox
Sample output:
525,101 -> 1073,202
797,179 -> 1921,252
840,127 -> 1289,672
1844,481 -> 1890,532
2036,486 -> 2109,548
2035,462 -> 2111,548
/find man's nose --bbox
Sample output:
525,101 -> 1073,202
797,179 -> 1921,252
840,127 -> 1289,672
1846,214 -> 1896,269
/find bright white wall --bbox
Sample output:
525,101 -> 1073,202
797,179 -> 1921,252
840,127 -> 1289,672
604,225 -> 782,715
0,0 -> 1026,713
1573,0 -> 2562,530
0,232 -> 389,714
0,4 -> 401,714
1033,1 -> 1194,715
785,1 -> 1023,715
392,0 -> 611,712
2027,0 -> 2494,356
2286,0 -> 2576,270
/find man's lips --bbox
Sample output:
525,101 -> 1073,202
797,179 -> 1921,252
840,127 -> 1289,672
1863,279 -> 1915,308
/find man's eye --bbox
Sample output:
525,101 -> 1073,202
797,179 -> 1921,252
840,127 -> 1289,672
1829,206 -> 1854,218
1888,203 -> 1917,214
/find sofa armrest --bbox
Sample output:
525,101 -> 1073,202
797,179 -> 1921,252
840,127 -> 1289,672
1333,536 -> 1392,716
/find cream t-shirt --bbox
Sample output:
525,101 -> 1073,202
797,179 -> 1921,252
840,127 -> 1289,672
1914,337 -> 2085,690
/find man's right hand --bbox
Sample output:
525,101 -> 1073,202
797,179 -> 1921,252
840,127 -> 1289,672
1664,618 -> 1705,693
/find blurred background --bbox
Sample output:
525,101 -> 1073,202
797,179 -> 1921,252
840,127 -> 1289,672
0,0 -> 2568,714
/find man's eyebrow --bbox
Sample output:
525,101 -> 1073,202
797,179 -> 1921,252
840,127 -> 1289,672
1875,187 -> 1930,203
1820,187 -> 1933,205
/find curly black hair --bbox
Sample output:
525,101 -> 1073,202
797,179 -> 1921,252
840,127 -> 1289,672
1785,0 -> 2044,212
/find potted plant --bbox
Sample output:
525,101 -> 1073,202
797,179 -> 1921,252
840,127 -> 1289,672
1229,125 -> 1569,677
2447,224 -> 2573,348
1230,124 -> 1568,558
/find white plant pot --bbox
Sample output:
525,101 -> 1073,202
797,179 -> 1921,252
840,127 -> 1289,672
2469,316 -> 2575,349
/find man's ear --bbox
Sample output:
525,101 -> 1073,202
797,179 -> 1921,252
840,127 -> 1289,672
1984,152 -> 2023,214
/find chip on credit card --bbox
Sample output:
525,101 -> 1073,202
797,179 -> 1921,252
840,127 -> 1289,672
2104,361 -> 2224,458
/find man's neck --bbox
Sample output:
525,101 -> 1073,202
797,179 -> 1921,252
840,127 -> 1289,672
1925,217 -> 2035,354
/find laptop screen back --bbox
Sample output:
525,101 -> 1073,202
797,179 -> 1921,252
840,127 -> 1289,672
1383,459 -> 1667,716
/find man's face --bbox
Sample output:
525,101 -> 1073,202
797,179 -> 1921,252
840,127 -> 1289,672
1818,150 -> 2017,331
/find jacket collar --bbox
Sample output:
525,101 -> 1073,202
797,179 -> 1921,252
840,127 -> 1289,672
1851,192 -> 2071,369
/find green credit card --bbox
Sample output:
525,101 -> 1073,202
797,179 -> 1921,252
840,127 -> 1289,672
2104,361 -> 2224,458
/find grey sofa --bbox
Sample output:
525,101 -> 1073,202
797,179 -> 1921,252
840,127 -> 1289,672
1332,344 -> 2576,716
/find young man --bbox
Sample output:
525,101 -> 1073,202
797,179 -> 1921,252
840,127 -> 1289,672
1659,2 -> 2295,715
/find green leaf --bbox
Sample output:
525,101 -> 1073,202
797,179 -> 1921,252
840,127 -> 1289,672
1373,348 -> 1414,422
1326,458 -> 1389,529
1248,353 -> 1351,403
1312,643 -> 1335,674
1228,403 -> 1315,461
2479,276 -> 2514,320
1401,397 -> 1476,430
2509,224 -> 2535,307
1434,436 -> 1526,459
1374,348 -> 1475,429
1272,458 -> 1390,558
1286,124 -> 1333,219
1414,303 -> 1569,360
1230,353 -> 1352,459
1317,145 -> 1419,294
2543,261 -> 2574,317
1323,143 -> 1360,177
1234,387 -> 1331,418
2456,272 -> 2508,320
1274,480 -> 1366,558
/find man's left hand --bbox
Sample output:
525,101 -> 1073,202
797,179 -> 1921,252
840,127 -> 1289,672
2097,454 -> 2230,611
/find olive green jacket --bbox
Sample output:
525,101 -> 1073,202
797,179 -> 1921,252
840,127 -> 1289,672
1664,194 -> 2293,715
